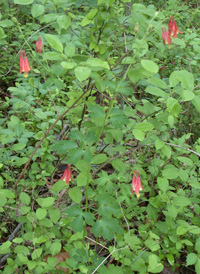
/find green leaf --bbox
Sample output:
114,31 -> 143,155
132,129 -> 144,141
173,196 -> 191,207
180,90 -> 195,101
167,97 -> 181,117
135,122 -> 154,132
157,177 -> 169,192
31,4 -> 44,18
186,253 -> 198,266
36,197 -> 55,208
87,8 -> 98,19
162,166 -> 179,179
169,70 -> 194,91
177,225 -> 187,236
192,96 -> 200,112
50,242 -> 62,256
141,60 -> 159,74
86,58 -> 110,70
49,208 -> 61,223
61,61 -> 77,69
0,241 -> 12,254
14,0 -> 34,4
128,68 -> 143,83
147,77 -> 168,89
0,20 -> 14,28
57,15 -> 71,30
20,192 -> 30,205
36,208 -> 47,220
45,34 -> 63,53
177,157 -> 193,166
31,248 -> 42,260
146,86 -> 167,98
11,143 -> 26,151
92,154 -> 108,164
68,187 -> 82,203
155,139 -> 165,150
51,180 -> 67,194
148,254 -> 163,273
74,66 -> 91,82
53,140 -> 78,154
0,27 -> 5,39
91,217 -> 122,240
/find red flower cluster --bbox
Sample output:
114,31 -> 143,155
131,170 -> 144,199
19,50 -> 31,77
60,165 -> 72,185
161,16 -> 183,46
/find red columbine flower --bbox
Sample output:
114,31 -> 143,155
168,16 -> 183,39
161,27 -> 172,46
132,170 -> 144,198
35,36 -> 43,53
60,165 -> 72,185
19,50 -> 31,77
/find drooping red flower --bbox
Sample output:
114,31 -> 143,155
19,50 -> 31,77
168,16 -> 183,39
161,27 -> 172,46
35,36 -> 43,53
60,165 -> 72,185
132,170 -> 144,198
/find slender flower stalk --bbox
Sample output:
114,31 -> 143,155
35,36 -> 43,53
60,165 -> 72,185
131,170 -> 144,198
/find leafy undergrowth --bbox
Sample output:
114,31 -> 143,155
0,0 -> 200,273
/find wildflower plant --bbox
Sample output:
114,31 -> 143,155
0,1 -> 200,274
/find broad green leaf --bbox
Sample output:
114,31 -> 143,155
45,34 -> 63,53
92,154 -> 108,164
51,180 -> 66,194
177,225 -> 187,236
53,140 -> 78,154
162,166 -> 178,179
169,70 -> 194,91
43,52 -> 63,61
173,196 -> 191,207
49,208 -> 61,223
36,208 -> 47,220
87,8 -> 98,19
57,15 -> 71,30
0,20 -> 13,27
141,60 -> 159,74
0,27 -> 5,39
0,241 -> 12,254
36,197 -> 55,208
177,157 -> 193,166
68,187 -> 82,203
11,143 -> 26,151
14,0 -> 34,4
31,248 -> 42,260
181,90 -> 194,101
157,177 -> 169,192
74,66 -> 91,82
128,68 -> 143,83
61,61 -> 77,69
64,44 -> 75,57
146,86 -> 167,98
167,97 -> 181,117
186,253 -> 198,266
192,96 -> 200,112
147,77 -> 168,89
50,242 -> 61,256
155,139 -> 165,150
135,122 -> 154,132
20,192 -> 30,205
39,218 -> 53,227
86,58 -> 110,70
31,4 -> 44,18
132,129 -> 144,141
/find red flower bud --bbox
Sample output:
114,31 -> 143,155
19,50 -> 31,77
35,36 -> 43,53
168,16 -> 183,39
60,165 -> 72,185
161,27 -> 172,46
132,170 -> 144,198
